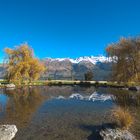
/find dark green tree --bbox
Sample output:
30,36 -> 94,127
84,71 -> 93,81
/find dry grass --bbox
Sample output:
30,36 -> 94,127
111,107 -> 134,130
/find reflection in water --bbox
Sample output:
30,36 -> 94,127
0,86 -> 140,139
109,89 -> 140,107
54,92 -> 112,102
0,87 -> 45,128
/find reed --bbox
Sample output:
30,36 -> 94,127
112,107 -> 134,130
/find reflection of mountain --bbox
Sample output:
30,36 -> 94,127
55,92 -> 112,102
41,86 -> 96,97
0,56 -> 112,81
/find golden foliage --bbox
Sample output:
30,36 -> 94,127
111,107 -> 134,130
5,43 -> 45,84
106,37 -> 140,82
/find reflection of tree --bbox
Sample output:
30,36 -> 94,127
97,88 -> 140,107
2,87 -> 44,128
111,90 -> 140,107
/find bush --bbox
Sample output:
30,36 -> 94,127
48,77 -> 52,81
95,81 -> 99,87
111,107 -> 133,130
58,82 -> 62,86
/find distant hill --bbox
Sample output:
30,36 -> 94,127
0,56 -> 112,81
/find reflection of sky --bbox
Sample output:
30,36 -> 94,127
0,94 -> 8,109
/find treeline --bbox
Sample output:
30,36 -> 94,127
106,37 -> 140,83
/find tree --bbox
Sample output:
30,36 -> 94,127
84,71 -> 93,81
106,37 -> 140,82
5,43 -> 45,84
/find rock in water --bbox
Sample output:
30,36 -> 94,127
100,128 -> 136,140
0,125 -> 18,140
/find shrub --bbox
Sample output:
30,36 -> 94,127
48,77 -> 52,81
58,82 -> 62,86
111,107 -> 133,130
95,81 -> 99,87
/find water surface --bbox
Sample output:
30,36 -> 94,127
0,86 -> 140,140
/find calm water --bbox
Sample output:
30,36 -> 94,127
0,86 -> 140,140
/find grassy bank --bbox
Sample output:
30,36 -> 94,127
25,80 -> 140,87
0,79 -> 140,88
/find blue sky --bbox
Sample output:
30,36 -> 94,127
0,0 -> 140,60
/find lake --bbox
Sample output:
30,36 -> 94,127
0,86 -> 140,140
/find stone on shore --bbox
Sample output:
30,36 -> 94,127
5,84 -> 15,89
129,86 -> 140,91
100,128 -> 136,140
0,125 -> 18,140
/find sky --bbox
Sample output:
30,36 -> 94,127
0,0 -> 140,61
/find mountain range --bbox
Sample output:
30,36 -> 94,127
42,56 -> 112,81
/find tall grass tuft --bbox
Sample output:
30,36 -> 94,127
111,107 -> 134,130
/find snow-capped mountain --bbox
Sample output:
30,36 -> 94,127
45,56 -> 111,65
42,56 -> 112,81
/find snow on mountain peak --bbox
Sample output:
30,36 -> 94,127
46,56 -> 111,64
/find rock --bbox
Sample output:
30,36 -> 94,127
0,125 -> 18,140
100,128 -> 136,140
122,87 -> 129,90
129,86 -> 140,91
5,84 -> 15,89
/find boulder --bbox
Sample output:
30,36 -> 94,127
0,125 -> 18,140
129,86 -> 140,91
100,128 -> 136,140
5,84 -> 15,89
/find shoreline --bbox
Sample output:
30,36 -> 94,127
0,80 -> 140,91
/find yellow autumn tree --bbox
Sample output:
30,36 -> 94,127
106,37 -> 140,83
5,43 -> 45,84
